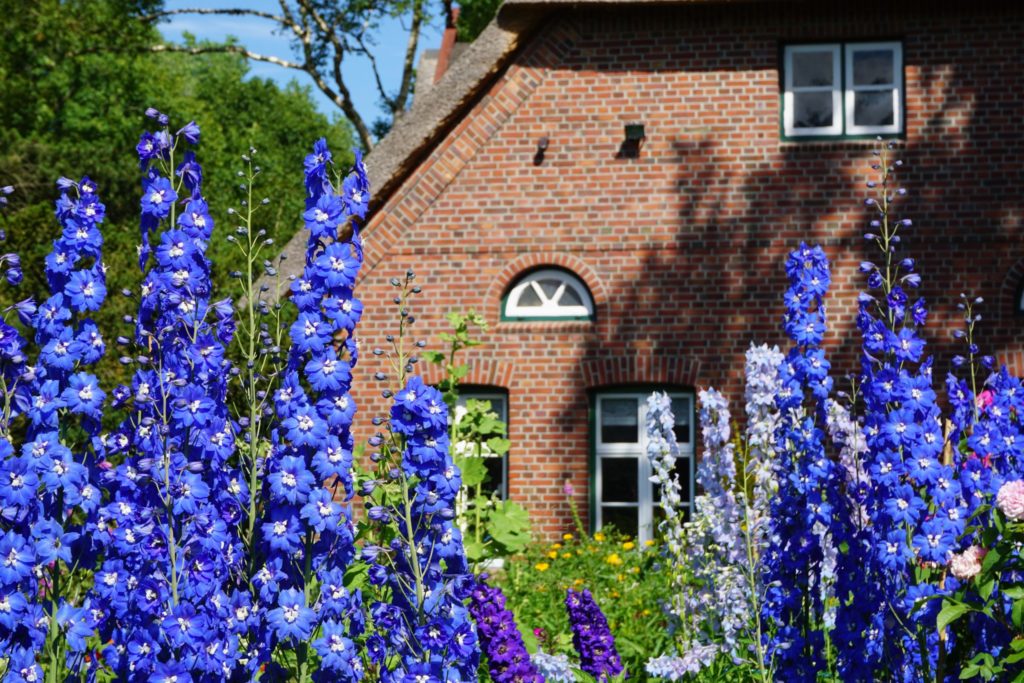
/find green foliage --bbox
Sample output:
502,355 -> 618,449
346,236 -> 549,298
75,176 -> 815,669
423,310 -> 532,562
933,508 -> 1024,681
500,527 -> 673,680
456,0 -> 503,42
0,0 -> 354,392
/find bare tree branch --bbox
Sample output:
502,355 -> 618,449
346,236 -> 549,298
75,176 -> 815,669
353,30 -> 396,111
394,0 -> 425,113
137,0 -> 428,151
140,8 -> 289,24
148,43 -> 305,70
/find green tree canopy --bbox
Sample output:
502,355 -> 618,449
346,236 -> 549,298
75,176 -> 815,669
0,0 -> 354,388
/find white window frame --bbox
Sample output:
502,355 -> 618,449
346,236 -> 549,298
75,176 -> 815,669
504,268 -> 594,320
783,41 -> 904,138
455,389 -> 509,500
844,42 -> 903,136
593,391 -> 694,544
783,44 -> 843,137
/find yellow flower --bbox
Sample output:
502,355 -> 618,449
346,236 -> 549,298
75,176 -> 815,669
644,539 -> 656,547
594,532 -> 606,542
606,553 -> 623,566
552,543 -> 562,550
631,566 -> 640,574
642,609 -> 651,617
622,541 -> 635,551
616,573 -> 625,582
611,591 -> 620,599
547,550 -> 558,559
535,562 -> 550,572
573,578 -> 585,586
562,553 -> 572,559
563,533 -> 574,541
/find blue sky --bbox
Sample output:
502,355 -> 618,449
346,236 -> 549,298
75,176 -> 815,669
160,0 -> 445,126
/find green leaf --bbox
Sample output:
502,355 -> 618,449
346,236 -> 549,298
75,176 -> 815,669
1004,586 -> 1024,600
486,437 -> 511,455
487,500 -> 532,552
1014,598 -> 1024,630
979,578 -> 996,601
456,456 -> 490,488
938,600 -> 970,632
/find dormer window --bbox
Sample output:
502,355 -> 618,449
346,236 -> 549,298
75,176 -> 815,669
503,268 -> 594,321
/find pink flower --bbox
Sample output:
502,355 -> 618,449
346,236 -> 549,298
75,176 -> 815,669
976,389 -> 995,410
996,480 -> 1024,521
563,482 -> 574,496
949,546 -> 987,580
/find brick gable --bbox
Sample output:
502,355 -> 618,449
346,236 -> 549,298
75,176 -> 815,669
351,0 -> 1024,538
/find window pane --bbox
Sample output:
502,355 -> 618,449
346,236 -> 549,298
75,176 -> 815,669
482,456 -> 505,499
792,91 -> 834,129
488,397 -> 507,423
560,286 -> 583,306
538,279 -> 562,300
853,49 -> 894,86
678,457 -> 691,503
853,90 -> 895,127
672,407 -> 691,445
601,457 -> 638,503
791,50 -> 834,87
516,285 -> 542,307
601,506 -> 638,538
601,399 -> 638,443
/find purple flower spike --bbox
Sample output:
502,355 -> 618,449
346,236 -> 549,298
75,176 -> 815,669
565,588 -> 624,681
469,579 -> 543,683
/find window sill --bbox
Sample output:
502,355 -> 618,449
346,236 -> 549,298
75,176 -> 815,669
496,320 -> 595,334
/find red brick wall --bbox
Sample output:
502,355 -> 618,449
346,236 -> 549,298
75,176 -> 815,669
351,0 -> 1024,538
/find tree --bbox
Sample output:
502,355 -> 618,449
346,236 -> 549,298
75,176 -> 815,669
0,0 -> 354,390
144,0 -> 437,151
141,0 -> 505,151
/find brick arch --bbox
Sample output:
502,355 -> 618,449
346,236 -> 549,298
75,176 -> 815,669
580,351 -> 701,389
1000,256 -> 1024,319
484,252 -> 609,325
418,358 -> 516,389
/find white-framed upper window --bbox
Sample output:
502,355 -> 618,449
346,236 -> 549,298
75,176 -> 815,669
783,41 -> 903,138
593,391 -> 694,544
454,389 -> 509,500
503,268 -> 594,320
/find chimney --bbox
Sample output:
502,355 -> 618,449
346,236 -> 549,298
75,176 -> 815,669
433,7 -> 461,84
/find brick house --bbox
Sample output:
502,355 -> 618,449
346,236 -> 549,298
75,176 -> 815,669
279,0 -> 1024,541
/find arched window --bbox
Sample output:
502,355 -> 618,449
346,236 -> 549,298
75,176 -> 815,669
503,268 -> 594,321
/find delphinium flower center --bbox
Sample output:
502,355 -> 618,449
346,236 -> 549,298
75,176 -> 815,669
322,359 -> 336,375
328,447 -> 342,463
352,190 -> 363,203
5,549 -> 18,566
10,473 -> 23,489
283,605 -> 300,623
282,472 -> 297,488
181,484 -> 191,497
297,415 -> 314,432
303,320 -> 317,337
75,227 -> 89,240
318,502 -> 331,516
149,189 -> 165,205
330,635 -> 345,651
0,596 -> 10,612
335,396 -> 348,409
188,399 -> 201,414
172,269 -> 190,286
55,341 -> 69,356
314,209 -> 329,223
170,243 -> 184,258
104,572 -> 117,586
897,498 -> 909,511
79,382 -> 94,401
329,256 -> 346,272
273,521 -> 287,535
